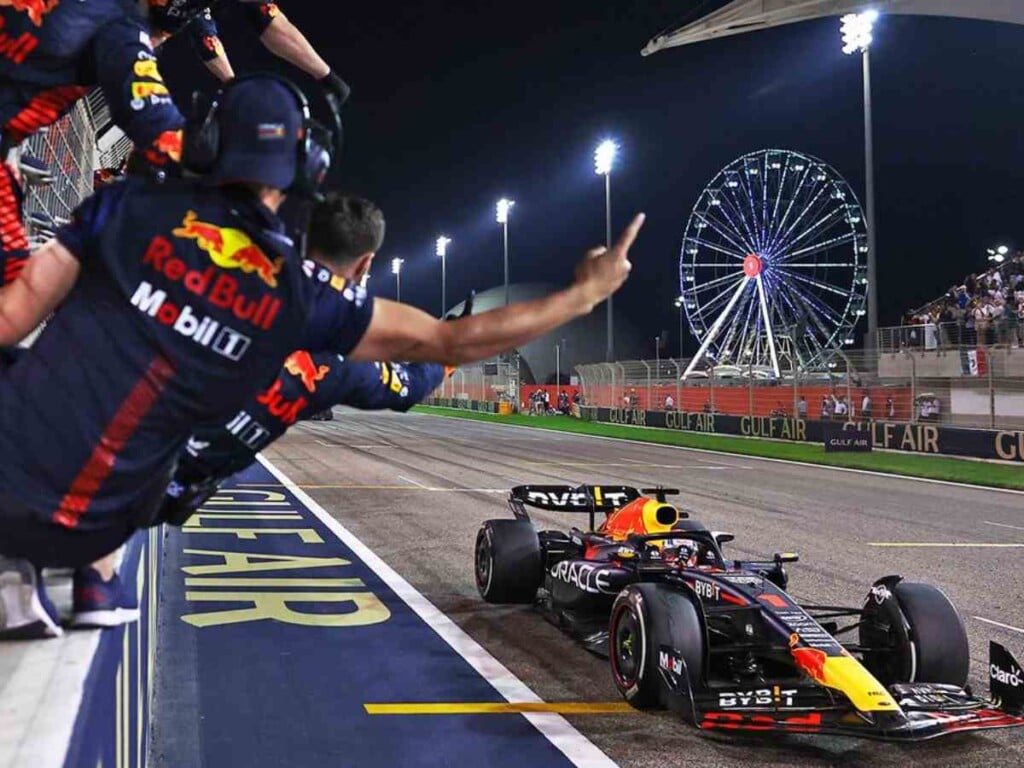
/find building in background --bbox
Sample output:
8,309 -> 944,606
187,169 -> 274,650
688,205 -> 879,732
445,283 -> 643,384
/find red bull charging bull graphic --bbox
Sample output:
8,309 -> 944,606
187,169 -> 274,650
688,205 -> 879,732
0,0 -> 61,27
174,211 -> 283,288
284,351 -> 330,393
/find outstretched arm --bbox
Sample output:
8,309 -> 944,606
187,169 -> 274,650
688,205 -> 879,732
347,214 -> 644,365
254,7 -> 330,79
0,240 -> 80,346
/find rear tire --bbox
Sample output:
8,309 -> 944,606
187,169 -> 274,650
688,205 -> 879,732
608,583 -> 705,711
474,520 -> 542,604
860,579 -> 969,686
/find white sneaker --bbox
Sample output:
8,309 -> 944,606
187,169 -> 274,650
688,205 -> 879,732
0,557 -> 64,639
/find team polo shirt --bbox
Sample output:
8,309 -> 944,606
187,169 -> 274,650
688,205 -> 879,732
0,177 -> 374,530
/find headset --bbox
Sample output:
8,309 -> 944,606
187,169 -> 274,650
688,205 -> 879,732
182,72 -> 342,199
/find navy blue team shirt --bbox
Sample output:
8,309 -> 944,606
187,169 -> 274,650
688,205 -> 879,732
0,177 -> 374,530
178,353 -> 445,483
0,1 -> 183,152
147,1 -> 280,64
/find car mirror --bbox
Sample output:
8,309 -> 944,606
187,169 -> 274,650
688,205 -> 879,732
774,552 -> 799,564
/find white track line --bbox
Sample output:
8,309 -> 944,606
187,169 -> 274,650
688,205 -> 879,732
420,413 -> 1024,497
984,521 -> 1024,533
397,474 -> 431,490
257,455 -> 617,768
974,617 -> 1024,635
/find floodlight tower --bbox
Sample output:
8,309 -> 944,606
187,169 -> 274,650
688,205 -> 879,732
841,9 -> 879,355
594,139 -> 618,361
987,244 -> 1010,265
436,235 -> 451,316
391,257 -> 404,302
496,199 -> 514,307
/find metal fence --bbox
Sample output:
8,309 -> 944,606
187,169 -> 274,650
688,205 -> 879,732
572,349 -> 1024,430
878,321 -> 1024,353
434,360 -> 520,404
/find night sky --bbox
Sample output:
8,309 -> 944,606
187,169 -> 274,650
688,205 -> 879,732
159,2 -> 1024,361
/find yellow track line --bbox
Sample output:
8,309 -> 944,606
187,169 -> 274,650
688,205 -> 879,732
365,701 -> 635,715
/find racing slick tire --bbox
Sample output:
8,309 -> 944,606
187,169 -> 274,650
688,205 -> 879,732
475,520 -> 542,604
860,579 -> 969,687
609,583 -> 705,711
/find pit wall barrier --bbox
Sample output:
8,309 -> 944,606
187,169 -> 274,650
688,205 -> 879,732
63,526 -> 162,768
425,397 -> 501,413
419,399 -> 1024,463
577,407 -> 1024,464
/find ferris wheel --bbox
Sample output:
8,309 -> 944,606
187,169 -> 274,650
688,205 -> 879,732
679,149 -> 868,377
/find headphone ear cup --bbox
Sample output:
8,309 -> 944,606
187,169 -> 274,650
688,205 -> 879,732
182,91 -> 219,175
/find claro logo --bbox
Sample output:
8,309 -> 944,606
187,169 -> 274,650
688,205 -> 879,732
991,662 -> 1023,688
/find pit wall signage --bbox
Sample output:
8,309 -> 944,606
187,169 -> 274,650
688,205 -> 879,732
578,407 -> 1024,464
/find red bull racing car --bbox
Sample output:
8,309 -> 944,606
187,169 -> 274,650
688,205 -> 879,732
474,484 -> 1024,741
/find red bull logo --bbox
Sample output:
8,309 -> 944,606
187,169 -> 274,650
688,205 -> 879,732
284,351 -> 330,393
174,211 -> 283,288
789,634 -> 828,685
0,0 -> 60,27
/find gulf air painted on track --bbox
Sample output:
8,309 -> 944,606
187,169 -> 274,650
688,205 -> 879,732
0,0 -> 60,27
285,351 -> 330,393
174,211 -> 284,288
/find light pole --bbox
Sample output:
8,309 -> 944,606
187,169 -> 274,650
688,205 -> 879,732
841,9 -> 879,356
496,199 -> 514,307
987,244 -> 1010,265
436,235 -> 451,316
595,139 -> 618,361
391,257 -> 404,303
674,296 -> 684,359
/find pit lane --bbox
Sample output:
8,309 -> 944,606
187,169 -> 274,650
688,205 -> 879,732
262,409 -> 1024,768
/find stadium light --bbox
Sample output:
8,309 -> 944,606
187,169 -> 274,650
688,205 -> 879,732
674,296 -> 684,359
436,236 -> 451,316
594,139 -> 617,176
595,139 -> 619,361
987,244 -> 1010,264
496,199 -> 514,307
840,9 -> 881,359
840,10 -> 878,55
391,257 -> 404,302
495,198 -> 514,224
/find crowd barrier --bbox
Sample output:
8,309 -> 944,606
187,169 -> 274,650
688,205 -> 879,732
420,398 -> 1023,463
426,397 -> 501,413
63,527 -> 163,768
578,407 -> 1024,464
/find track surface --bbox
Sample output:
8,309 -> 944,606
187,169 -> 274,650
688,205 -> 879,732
264,410 -> 1024,768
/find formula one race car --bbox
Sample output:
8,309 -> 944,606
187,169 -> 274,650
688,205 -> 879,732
474,484 -> 1024,741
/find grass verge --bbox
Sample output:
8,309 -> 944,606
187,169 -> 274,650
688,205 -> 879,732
412,406 -> 1024,491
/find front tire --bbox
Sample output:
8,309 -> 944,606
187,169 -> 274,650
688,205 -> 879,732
474,520 -> 542,604
860,579 -> 969,686
609,583 -> 705,711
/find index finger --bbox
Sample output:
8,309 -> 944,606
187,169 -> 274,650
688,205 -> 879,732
613,213 -> 646,255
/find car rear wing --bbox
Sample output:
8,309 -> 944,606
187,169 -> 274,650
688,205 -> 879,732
510,484 -> 653,529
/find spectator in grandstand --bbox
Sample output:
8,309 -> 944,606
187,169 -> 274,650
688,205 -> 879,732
145,1 -> 351,114
664,393 -> 675,411
861,391 -> 872,420
820,395 -> 831,421
0,1 -> 185,289
797,395 -> 807,420
0,75 -> 644,637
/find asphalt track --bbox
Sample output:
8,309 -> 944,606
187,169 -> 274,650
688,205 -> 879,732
258,409 -> 1024,768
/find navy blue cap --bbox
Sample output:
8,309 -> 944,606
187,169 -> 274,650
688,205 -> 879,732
207,78 -> 303,189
